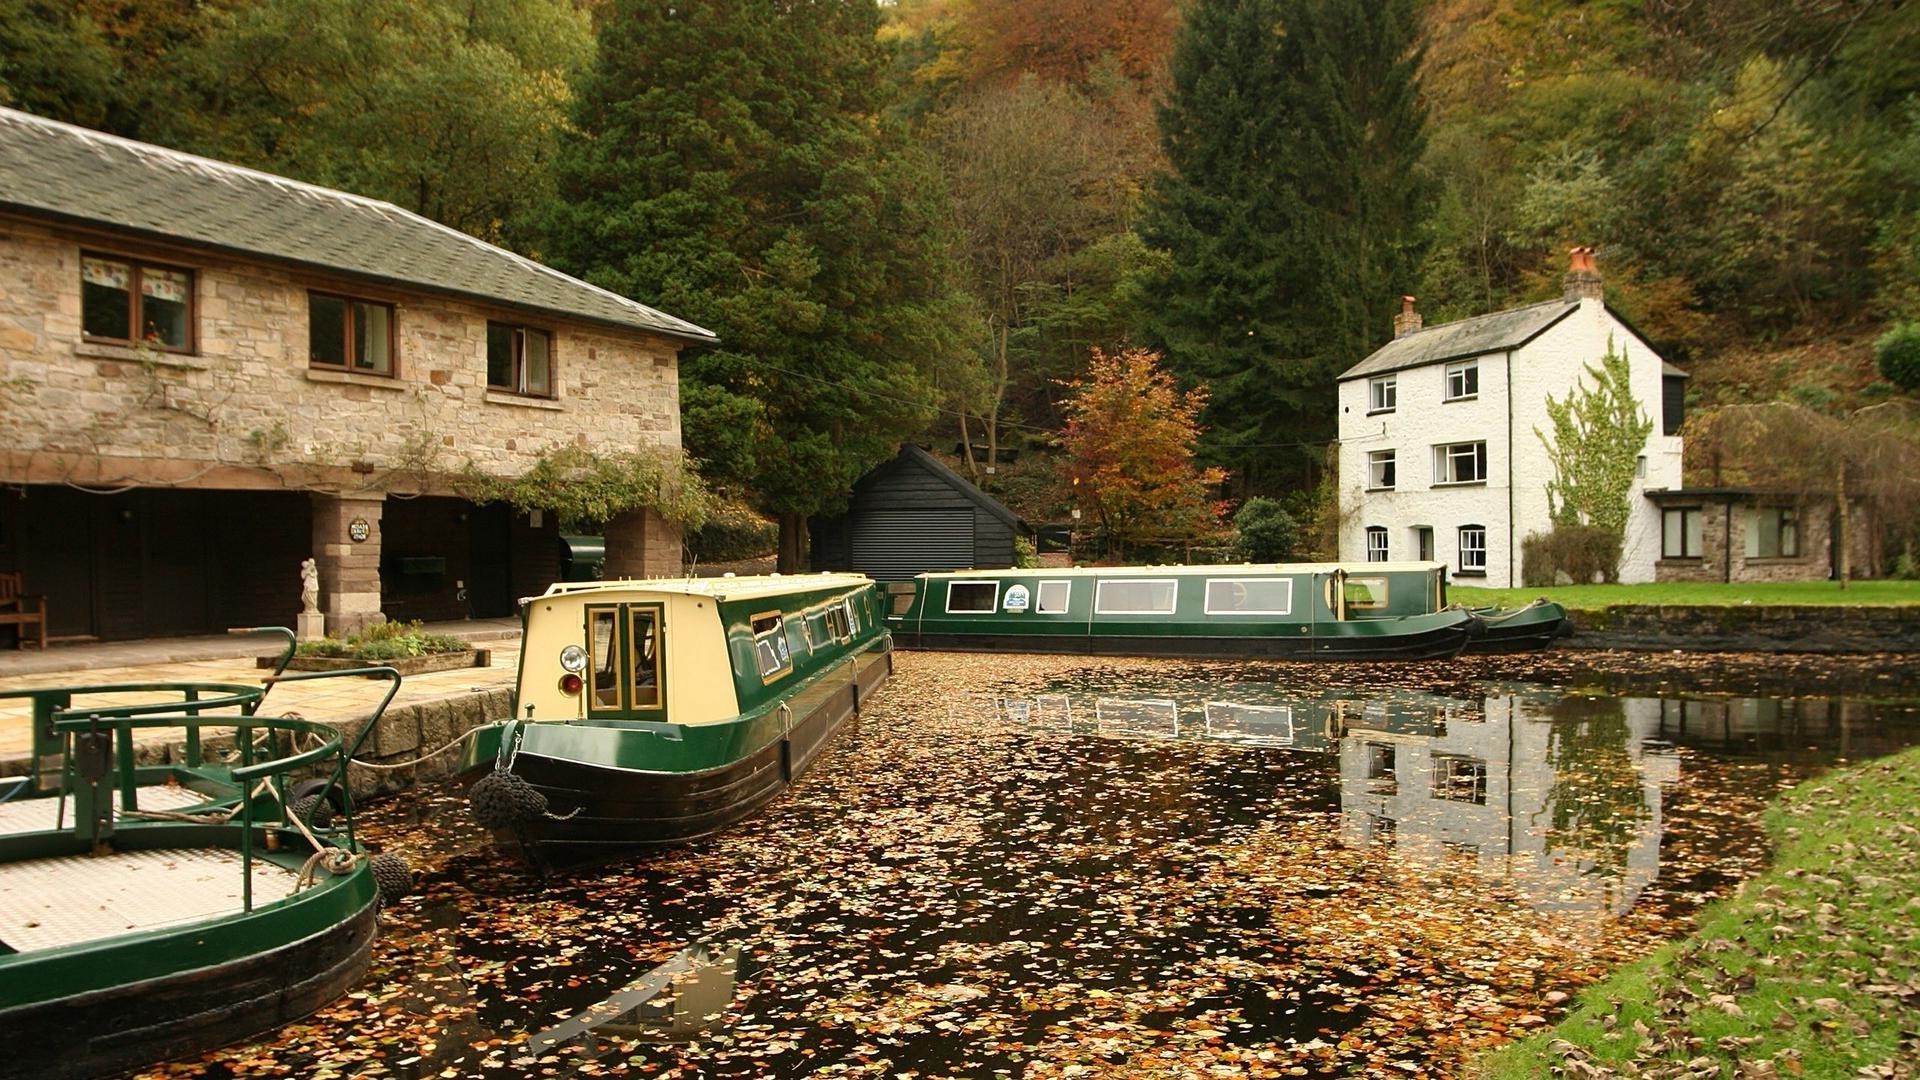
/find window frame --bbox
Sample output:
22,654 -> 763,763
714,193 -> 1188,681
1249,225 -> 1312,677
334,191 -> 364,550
944,580 -> 1000,614
1366,449 -> 1396,491
1368,375 -> 1397,414
1364,526 -> 1389,563
1432,754 -> 1488,804
750,611 -> 794,684
1343,575 -> 1391,609
487,320 -> 556,398
1034,580 -> 1072,614
1457,524 -> 1487,576
1095,578 -> 1179,616
584,602 -> 667,718
1444,360 -> 1479,402
1748,507 -> 1800,559
81,252 -> 197,354
1201,577 -> 1293,616
1662,507 -> 1703,559
1432,441 -> 1488,485
308,291 -> 397,376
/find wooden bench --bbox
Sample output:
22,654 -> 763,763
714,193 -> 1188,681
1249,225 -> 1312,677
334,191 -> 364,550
0,572 -> 47,649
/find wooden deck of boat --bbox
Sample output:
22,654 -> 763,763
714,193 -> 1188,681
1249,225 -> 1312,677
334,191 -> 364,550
0,783 -> 211,836
0,847 -> 300,952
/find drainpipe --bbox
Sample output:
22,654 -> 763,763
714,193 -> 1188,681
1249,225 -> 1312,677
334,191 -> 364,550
1506,349 -> 1516,587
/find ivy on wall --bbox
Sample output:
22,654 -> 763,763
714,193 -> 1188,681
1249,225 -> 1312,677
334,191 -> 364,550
1536,336 -> 1654,546
458,444 -> 711,533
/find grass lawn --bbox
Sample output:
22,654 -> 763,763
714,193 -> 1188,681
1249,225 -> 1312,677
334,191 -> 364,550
1474,745 -> 1920,1079
1450,579 -> 1920,611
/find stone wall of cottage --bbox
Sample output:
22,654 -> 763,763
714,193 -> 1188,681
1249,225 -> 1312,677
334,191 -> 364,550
0,216 -> 683,489
1655,499 -> 1870,584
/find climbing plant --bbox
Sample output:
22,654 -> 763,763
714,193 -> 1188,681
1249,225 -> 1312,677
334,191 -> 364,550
1536,337 -> 1654,549
459,444 -> 710,533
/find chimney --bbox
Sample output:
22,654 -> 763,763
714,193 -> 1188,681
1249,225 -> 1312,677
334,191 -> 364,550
1564,245 -> 1604,303
1392,295 -> 1422,338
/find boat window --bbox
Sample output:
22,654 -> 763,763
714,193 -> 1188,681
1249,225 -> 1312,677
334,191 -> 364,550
588,607 -> 619,709
629,608 -> 661,708
1035,580 -> 1071,614
843,598 -> 859,634
1202,578 -> 1293,615
1343,577 -> 1390,610
889,589 -> 915,616
751,613 -> 792,680
1095,579 -> 1177,615
946,580 -> 999,613
824,601 -> 852,641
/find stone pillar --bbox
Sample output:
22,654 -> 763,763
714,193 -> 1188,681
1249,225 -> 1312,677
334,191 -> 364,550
311,492 -> 386,635
603,508 -> 683,579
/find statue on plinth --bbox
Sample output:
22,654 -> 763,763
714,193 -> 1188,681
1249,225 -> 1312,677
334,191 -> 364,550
298,558 -> 325,641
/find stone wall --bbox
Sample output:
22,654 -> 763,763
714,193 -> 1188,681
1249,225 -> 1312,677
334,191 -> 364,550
1655,498 -> 1869,585
0,216 -> 683,493
1566,604 -> 1920,653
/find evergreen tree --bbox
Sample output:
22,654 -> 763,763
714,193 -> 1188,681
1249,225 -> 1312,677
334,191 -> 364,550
1138,0 -> 1431,493
542,0 -> 970,568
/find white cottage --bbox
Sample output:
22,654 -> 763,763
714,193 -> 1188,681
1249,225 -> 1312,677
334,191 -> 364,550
1334,249 -> 1685,587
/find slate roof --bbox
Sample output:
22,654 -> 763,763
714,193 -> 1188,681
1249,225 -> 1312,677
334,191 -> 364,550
0,107 -> 716,344
1338,299 -> 1578,381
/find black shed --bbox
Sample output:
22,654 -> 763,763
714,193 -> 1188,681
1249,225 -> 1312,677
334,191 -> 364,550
810,444 -> 1029,581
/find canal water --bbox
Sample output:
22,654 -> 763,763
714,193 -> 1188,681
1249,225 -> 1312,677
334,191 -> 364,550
150,651 -> 1920,1079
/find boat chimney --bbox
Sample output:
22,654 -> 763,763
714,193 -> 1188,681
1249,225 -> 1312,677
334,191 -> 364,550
1392,295 -> 1422,338
1564,245 -> 1604,303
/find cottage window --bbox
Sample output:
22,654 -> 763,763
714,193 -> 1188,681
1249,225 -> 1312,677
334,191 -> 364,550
1458,525 -> 1487,575
82,254 -> 193,351
1095,579 -> 1178,615
1444,360 -> 1479,401
945,581 -> 999,613
1432,755 -> 1488,804
1365,526 -> 1389,562
751,612 -> 792,681
487,321 -> 553,397
1747,507 -> 1799,559
1366,449 -> 1396,490
309,293 -> 394,375
1366,743 -> 1395,780
1368,375 -> 1396,413
1203,578 -> 1292,615
1662,508 -> 1703,558
1433,441 -> 1487,485
1035,580 -> 1072,614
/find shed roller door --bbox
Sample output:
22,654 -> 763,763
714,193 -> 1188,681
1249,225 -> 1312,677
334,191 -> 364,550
851,509 -> 974,581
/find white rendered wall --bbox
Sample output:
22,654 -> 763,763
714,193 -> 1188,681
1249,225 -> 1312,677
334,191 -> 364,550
1338,298 -> 1681,587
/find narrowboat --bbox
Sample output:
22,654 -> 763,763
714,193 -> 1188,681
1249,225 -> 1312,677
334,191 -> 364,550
1462,598 -> 1574,653
460,574 -> 892,860
0,630 -> 404,1080
885,563 -> 1482,661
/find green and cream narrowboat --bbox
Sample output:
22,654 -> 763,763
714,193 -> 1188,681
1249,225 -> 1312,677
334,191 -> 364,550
460,574 -> 892,859
885,562 -> 1482,661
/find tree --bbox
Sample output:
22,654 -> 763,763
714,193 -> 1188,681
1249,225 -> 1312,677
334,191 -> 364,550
1059,347 -> 1227,559
1536,336 -> 1655,551
542,0 -> 972,570
1876,322 -> 1920,392
1138,0 -> 1432,493
1687,400 -> 1920,587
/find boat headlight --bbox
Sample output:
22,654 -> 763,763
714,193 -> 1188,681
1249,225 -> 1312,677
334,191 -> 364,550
559,645 -> 588,673
559,672 -> 583,695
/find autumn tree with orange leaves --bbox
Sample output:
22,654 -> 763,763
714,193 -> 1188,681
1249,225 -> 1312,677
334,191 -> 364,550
1060,347 -> 1228,560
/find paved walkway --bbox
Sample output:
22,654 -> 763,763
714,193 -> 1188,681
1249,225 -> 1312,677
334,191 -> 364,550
0,619 -> 521,763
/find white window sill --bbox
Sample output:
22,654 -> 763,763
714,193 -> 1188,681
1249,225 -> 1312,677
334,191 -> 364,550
1443,395 -> 1479,404
306,368 -> 407,391
485,390 -> 564,411
1431,479 -> 1487,488
75,341 -> 205,370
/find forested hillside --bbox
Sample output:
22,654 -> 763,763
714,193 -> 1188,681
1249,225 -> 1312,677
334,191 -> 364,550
4,0 -> 1914,536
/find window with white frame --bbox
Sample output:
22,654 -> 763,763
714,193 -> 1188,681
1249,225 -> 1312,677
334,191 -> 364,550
1433,441 -> 1487,484
1035,580 -> 1072,614
945,581 -> 999,613
1365,526 -> 1388,562
1444,360 -> 1479,401
1662,508 -> 1703,558
1095,579 -> 1178,615
1746,507 -> 1799,558
1368,375 -> 1396,413
1203,578 -> 1293,615
1457,524 -> 1487,575
1366,449 -> 1396,490
1432,755 -> 1488,804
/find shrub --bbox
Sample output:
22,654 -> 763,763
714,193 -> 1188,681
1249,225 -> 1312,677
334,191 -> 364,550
686,497 -> 778,563
1233,497 -> 1299,562
1521,524 -> 1623,586
296,620 -> 471,660
1876,322 -> 1920,391
1013,535 -> 1039,569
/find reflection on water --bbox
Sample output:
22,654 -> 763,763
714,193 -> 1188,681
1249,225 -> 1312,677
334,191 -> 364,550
530,943 -> 745,1065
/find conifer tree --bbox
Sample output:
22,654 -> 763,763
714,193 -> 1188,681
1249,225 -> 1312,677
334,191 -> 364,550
1138,0 -> 1431,492
542,0 -> 970,568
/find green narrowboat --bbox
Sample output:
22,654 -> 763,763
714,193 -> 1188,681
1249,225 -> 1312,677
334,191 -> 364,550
1462,598 -> 1574,653
0,630 -> 400,1080
885,563 -> 1482,661
459,573 -> 892,860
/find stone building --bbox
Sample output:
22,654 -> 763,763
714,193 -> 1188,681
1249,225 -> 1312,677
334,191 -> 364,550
1334,248 -> 1686,588
1644,489 -> 1871,584
0,107 -> 713,641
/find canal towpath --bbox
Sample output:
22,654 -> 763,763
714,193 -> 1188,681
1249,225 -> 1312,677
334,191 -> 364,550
0,618 -> 522,777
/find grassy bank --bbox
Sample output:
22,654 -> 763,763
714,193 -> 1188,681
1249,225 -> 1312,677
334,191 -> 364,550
1476,745 -> 1920,1079
1451,580 -> 1920,611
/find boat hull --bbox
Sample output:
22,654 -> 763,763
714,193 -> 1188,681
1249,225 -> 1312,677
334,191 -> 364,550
1463,602 -> 1574,654
895,610 -> 1482,662
468,644 -> 891,860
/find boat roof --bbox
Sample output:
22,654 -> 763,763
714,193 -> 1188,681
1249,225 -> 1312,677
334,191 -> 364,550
924,562 -> 1446,579
534,573 -> 875,604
